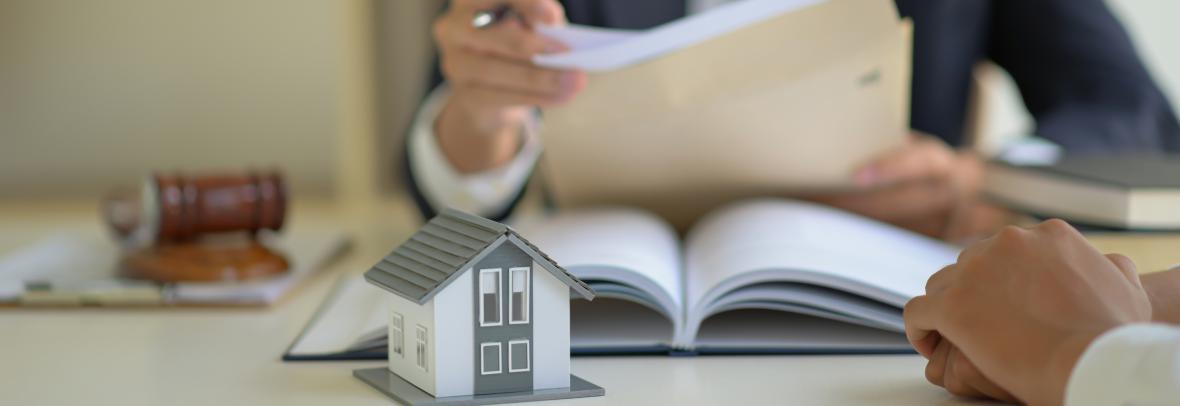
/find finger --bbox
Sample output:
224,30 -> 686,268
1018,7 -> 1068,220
856,136 -> 956,187
453,0 -> 566,26
501,0 -> 566,26
925,337 -> 950,386
924,264 -> 956,295
942,345 -> 985,398
903,295 -> 941,358
456,19 -> 569,61
1105,253 -> 1143,289
813,179 -> 956,226
948,347 -> 1017,402
445,52 -> 585,99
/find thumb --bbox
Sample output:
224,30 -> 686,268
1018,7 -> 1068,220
1105,253 -> 1142,289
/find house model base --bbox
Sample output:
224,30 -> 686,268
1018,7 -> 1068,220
353,368 -> 604,405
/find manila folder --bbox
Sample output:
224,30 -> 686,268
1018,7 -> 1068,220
539,0 -> 913,227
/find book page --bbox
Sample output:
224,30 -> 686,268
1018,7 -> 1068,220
682,199 -> 958,338
570,298 -> 675,351
286,275 -> 390,357
534,0 -> 825,71
512,208 -> 684,324
693,309 -> 910,351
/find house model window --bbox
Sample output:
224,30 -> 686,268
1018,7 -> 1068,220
479,269 -> 502,326
509,267 -> 529,324
415,325 -> 428,371
391,313 -> 404,357
508,339 -> 530,373
480,342 -> 502,375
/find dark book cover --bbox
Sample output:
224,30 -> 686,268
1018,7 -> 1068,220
1000,154 -> 1180,190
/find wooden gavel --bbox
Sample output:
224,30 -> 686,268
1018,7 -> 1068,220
106,171 -> 286,244
103,170 -> 290,283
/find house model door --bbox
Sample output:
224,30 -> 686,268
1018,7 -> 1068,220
473,243 -> 534,395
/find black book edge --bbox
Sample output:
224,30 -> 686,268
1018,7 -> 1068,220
990,158 -> 1180,192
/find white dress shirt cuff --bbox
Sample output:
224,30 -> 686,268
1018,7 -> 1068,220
1065,323 -> 1180,406
407,85 -> 542,217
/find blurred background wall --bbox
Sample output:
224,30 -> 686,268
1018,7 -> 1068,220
0,0 -> 1175,200
0,0 -> 351,198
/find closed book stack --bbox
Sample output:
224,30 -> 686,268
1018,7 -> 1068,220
984,154 -> 1180,230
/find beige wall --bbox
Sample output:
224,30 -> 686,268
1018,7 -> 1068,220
0,0 -> 352,199
374,1 -> 443,194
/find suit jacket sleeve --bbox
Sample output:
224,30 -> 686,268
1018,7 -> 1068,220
402,4 -> 534,223
988,0 -> 1180,153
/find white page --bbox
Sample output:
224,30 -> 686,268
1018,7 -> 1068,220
0,231 -> 119,300
534,24 -> 637,51
570,297 -> 674,350
681,199 -> 958,340
288,275 -> 391,356
709,283 -> 904,332
693,309 -> 910,350
512,208 -> 684,323
0,225 -> 348,304
533,0 -> 825,71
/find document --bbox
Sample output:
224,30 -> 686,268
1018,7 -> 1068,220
532,0 -> 914,228
534,0 -> 824,71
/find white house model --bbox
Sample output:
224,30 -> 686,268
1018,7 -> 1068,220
353,209 -> 602,405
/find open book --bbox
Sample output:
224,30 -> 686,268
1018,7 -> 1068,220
284,199 -> 958,360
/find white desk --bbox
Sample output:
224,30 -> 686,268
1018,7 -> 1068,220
0,300 -> 966,405
20,199 -> 1171,405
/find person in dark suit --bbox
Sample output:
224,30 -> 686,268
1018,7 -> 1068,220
404,0 -> 1180,237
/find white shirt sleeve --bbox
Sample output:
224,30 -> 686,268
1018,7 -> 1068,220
407,85 -> 542,217
1066,323 -> 1180,406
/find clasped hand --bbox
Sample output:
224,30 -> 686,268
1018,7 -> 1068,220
904,220 -> 1152,405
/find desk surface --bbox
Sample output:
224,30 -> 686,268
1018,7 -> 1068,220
1,199 -> 1174,405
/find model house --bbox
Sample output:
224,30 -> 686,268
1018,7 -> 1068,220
355,208 -> 601,404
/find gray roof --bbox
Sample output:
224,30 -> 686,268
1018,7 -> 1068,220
363,208 -> 595,304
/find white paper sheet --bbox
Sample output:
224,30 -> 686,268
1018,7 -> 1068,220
0,226 -> 348,304
533,0 -> 825,71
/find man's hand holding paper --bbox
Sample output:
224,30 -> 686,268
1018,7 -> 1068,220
432,0 -> 585,173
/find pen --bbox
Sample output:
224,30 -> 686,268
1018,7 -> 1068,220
472,5 -> 520,29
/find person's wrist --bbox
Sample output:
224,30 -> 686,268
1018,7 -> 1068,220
1139,273 -> 1173,323
1036,329 -> 1107,406
435,99 -> 525,174
449,93 -> 529,136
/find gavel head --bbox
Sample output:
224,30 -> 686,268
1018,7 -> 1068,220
104,170 -> 287,246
